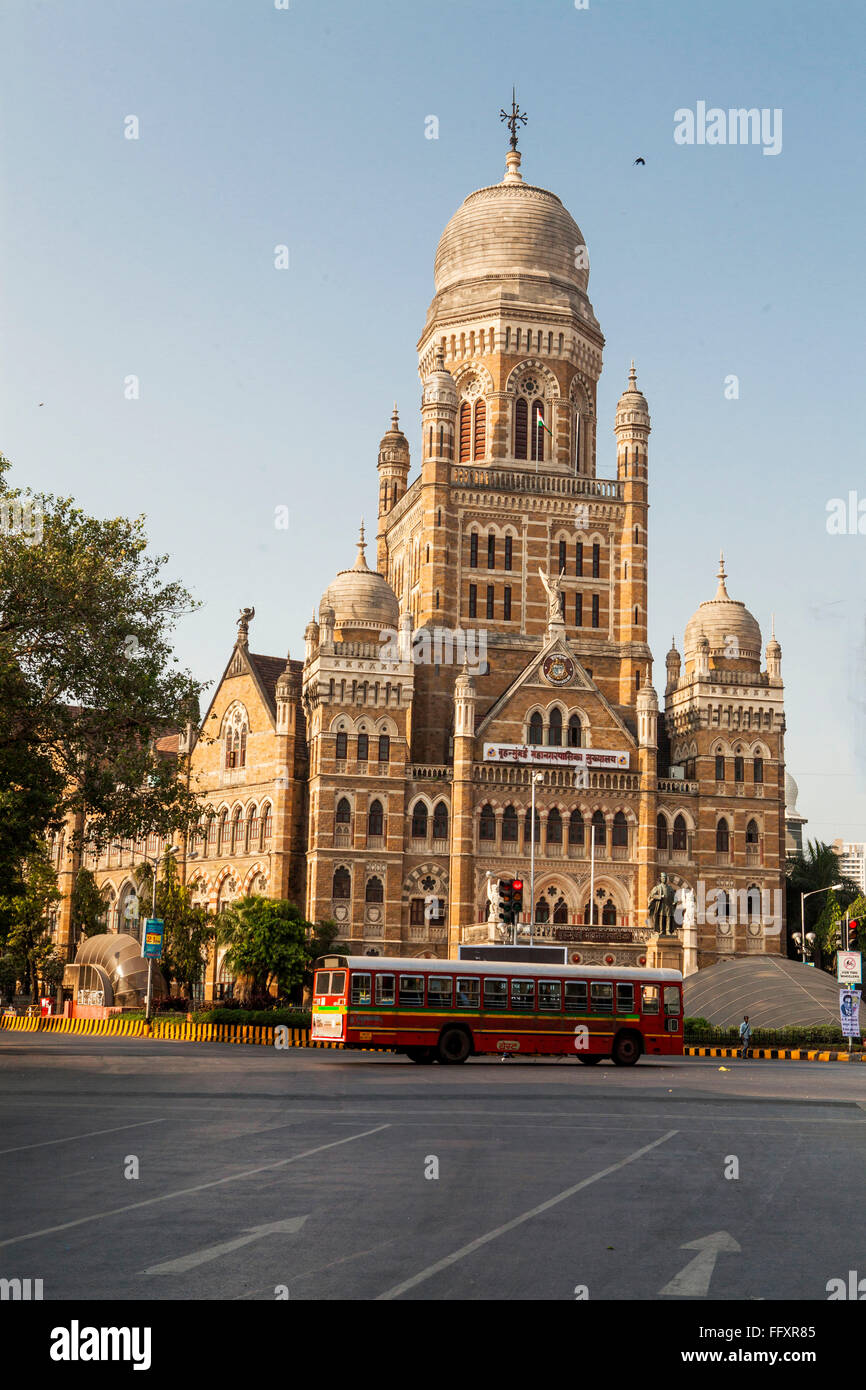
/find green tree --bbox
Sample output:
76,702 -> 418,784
785,841 -> 859,960
0,452 -> 206,897
70,867 -> 107,943
0,954 -> 19,1000
142,853 -> 214,998
217,897 -> 309,1001
1,849 -> 61,996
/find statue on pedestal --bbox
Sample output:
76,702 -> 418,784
648,872 -> 678,936
538,567 -> 566,626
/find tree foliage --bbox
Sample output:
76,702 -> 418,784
217,897 -> 309,1000
70,867 -> 106,942
135,853 -> 215,997
0,848 -> 61,996
0,451 -> 206,899
785,840 -> 860,963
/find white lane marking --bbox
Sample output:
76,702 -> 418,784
0,1124 -> 389,1250
377,1129 -> 678,1300
659,1231 -> 741,1297
0,1118 -> 166,1156
143,1216 -> 308,1275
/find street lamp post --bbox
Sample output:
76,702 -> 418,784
113,842 -> 180,1019
529,772 -> 543,948
799,883 -> 843,964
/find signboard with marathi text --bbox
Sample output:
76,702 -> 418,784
143,918 -> 165,961
483,743 -> 630,769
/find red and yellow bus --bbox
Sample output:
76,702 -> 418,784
312,954 -> 683,1066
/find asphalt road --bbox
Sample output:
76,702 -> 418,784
1,1034 -> 864,1302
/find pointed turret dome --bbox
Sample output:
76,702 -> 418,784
615,362 -> 650,428
683,554 -> 762,671
321,523 -> 400,636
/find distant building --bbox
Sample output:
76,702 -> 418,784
833,840 -> 866,894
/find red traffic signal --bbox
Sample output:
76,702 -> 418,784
512,879 -> 524,919
849,919 -> 859,948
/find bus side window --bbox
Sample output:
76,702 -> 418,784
538,980 -> 562,1011
642,985 -> 660,1014
329,971 -> 346,997
428,976 -> 454,1009
350,973 -> 371,1005
664,986 -> 681,1016
314,971 -> 330,996
510,978 -> 535,1011
456,978 -> 480,1009
375,974 -> 395,1006
564,981 -> 587,1012
399,975 -> 425,1007
483,978 -> 508,1011
590,982 -> 613,1014
616,983 -> 635,1014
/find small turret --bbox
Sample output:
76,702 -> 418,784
615,362 -> 651,480
377,404 -> 411,520
636,664 -> 658,749
665,636 -> 681,692
766,614 -> 782,683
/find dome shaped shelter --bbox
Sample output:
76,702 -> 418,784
63,932 -> 167,1008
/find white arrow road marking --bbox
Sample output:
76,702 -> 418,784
143,1216 -> 308,1275
659,1232 -> 741,1297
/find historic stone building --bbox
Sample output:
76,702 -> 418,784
66,130 -> 787,986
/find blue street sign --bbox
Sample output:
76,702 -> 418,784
143,918 -> 165,961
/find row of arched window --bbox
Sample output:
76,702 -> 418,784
334,732 -> 390,763
194,805 -> 273,856
527,709 -> 584,747
715,817 -> 760,853
332,867 -> 384,902
458,399 -> 486,462
715,755 -> 764,783
410,800 -> 449,840
478,805 -> 630,847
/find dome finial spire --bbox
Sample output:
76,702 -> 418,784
716,549 -> 729,599
500,87 -> 527,183
629,359 -> 637,389
354,519 -> 369,571
391,401 -> 399,430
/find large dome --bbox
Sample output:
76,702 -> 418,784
683,555 -> 762,666
321,525 -> 399,635
423,147 -> 599,331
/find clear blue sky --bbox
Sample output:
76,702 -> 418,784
2,0 -> 864,841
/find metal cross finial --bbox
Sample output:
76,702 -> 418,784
500,88 -> 527,150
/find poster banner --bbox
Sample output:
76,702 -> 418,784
839,989 -> 861,1039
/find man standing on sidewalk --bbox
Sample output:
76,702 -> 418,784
739,1014 -> 752,1058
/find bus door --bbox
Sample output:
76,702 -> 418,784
311,967 -> 348,1042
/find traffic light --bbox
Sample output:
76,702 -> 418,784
512,879 -> 524,923
498,879 -> 514,924
849,920 -> 859,950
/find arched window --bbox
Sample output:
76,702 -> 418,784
717,890 -> 731,921
525,807 -> 540,845
459,401 -> 472,462
547,808 -> 562,844
602,898 -> 617,926
552,896 -> 568,923
716,818 -> 730,853
746,818 -> 759,845
753,756 -> 763,784
548,708 -> 562,746
332,867 -> 351,899
612,811 -> 628,847
217,809 -> 228,853
368,800 -> 384,837
357,732 -> 369,762
432,801 -> 449,840
656,814 -> 669,850
502,805 -> 519,842
473,398 -> 486,460
531,400 -> 545,462
378,734 -> 390,764
746,884 -> 761,922
591,810 -> 606,847
335,730 -> 347,760
487,531 -> 496,570
223,706 -> 248,770
569,809 -> 584,846
568,715 -> 582,747
411,802 -> 428,839
535,896 -> 550,924
245,806 -> 257,852
365,876 -> 384,903
335,797 -> 351,826
230,809 -> 242,853
261,804 -> 273,845
514,397 -> 528,459
672,814 -> 687,851
479,804 -> 496,841
528,711 -> 544,746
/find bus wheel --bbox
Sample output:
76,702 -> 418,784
577,1054 -> 603,1065
437,1028 -> 471,1064
406,1047 -> 435,1064
612,1032 -> 642,1066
